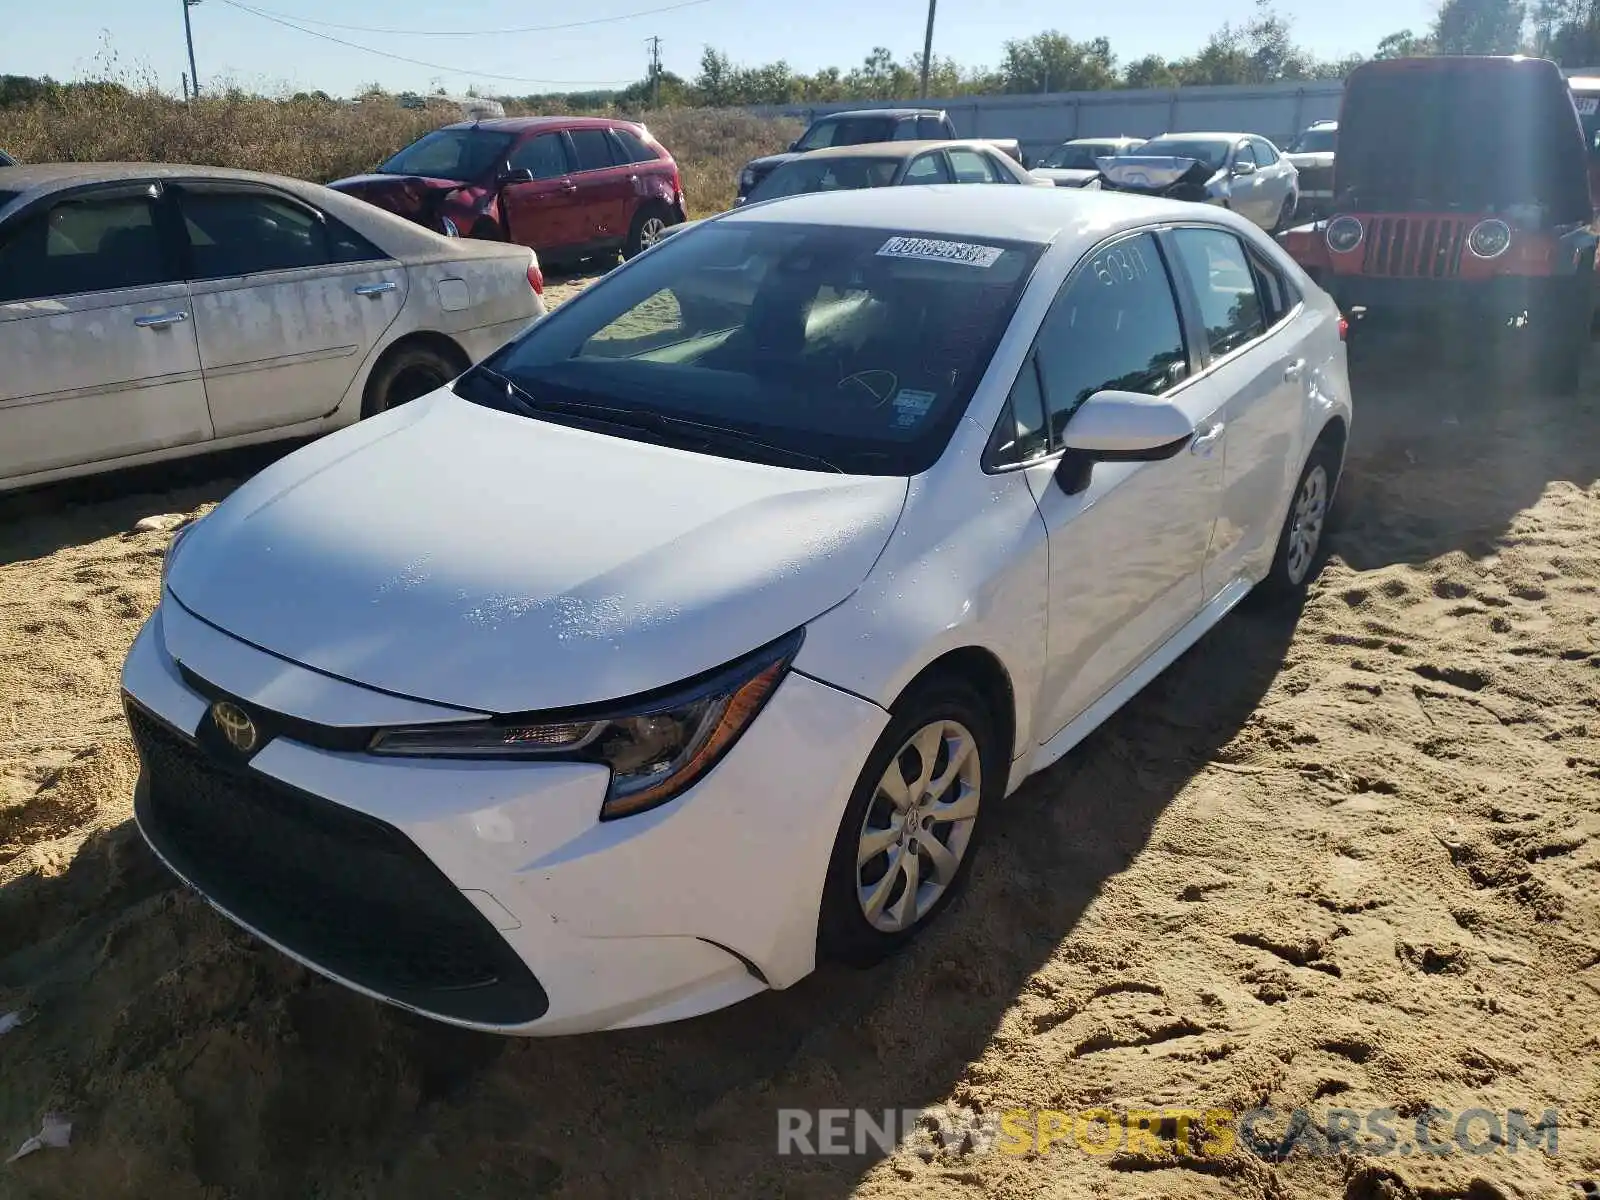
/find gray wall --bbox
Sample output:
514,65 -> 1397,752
751,65 -> 1600,159
750,79 -> 1346,158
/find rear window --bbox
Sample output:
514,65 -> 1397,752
469,222 -> 1045,476
748,157 -> 901,201
795,117 -> 898,151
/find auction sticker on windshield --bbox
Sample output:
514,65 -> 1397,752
891,388 -> 938,427
877,236 -> 1004,268
1576,96 -> 1599,114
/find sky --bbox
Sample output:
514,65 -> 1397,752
4,0 -> 1440,99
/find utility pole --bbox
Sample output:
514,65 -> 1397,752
182,0 -> 202,98
647,36 -> 662,108
918,0 -> 937,98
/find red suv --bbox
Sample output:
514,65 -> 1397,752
330,116 -> 686,264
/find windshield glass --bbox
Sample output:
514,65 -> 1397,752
1133,138 -> 1230,170
1288,129 -> 1336,154
1339,64 -> 1590,217
795,117 -> 898,151
1043,143 -> 1113,169
378,128 -> 515,182
468,222 -> 1045,476
1576,94 -> 1600,158
748,157 -> 901,201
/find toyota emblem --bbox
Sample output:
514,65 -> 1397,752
210,701 -> 259,754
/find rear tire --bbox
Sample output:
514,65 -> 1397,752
1532,280 -> 1592,396
1256,436 -> 1341,602
818,677 -> 1001,968
361,342 -> 463,418
623,204 -> 673,260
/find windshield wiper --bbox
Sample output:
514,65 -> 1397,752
456,366 -> 844,473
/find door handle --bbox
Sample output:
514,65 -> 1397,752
134,311 -> 188,329
561,181 -> 578,193
354,281 -> 397,297
1190,422 -> 1226,455
1283,358 -> 1305,382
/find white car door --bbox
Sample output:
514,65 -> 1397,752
175,183 -> 406,438
1166,225 -> 1308,598
1228,140 -> 1272,227
1011,230 -> 1228,745
1251,136 -> 1294,226
0,183 -> 214,484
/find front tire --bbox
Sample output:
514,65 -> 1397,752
1257,437 -> 1340,600
818,677 -> 1001,968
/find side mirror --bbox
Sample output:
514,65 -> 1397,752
1232,160 -> 1257,176
1052,389 -> 1195,496
497,168 -> 536,187
788,140 -> 803,153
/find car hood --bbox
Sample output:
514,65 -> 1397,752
1096,156 -> 1217,190
326,172 -> 476,220
165,391 -> 909,714
1031,167 -> 1100,186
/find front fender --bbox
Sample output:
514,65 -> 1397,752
792,418 -> 1049,777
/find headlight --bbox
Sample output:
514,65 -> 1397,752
739,167 -> 756,189
1467,218 -> 1511,259
160,517 -> 202,589
1325,215 -> 1364,254
368,629 -> 803,819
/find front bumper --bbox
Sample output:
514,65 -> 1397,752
121,601 -> 889,1035
1327,272 -> 1581,317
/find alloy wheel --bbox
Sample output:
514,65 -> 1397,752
638,216 -> 668,250
855,719 -> 982,933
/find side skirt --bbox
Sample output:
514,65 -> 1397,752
1008,575 -> 1257,794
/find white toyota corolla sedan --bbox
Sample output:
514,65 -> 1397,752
121,185 -> 1352,1036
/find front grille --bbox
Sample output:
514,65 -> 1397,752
127,701 -> 549,1026
1360,215 -> 1469,279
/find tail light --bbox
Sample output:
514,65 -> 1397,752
527,255 -> 544,297
1338,313 -> 1349,341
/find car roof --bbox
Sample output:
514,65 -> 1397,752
441,115 -> 639,133
793,140 -> 1003,161
0,161 -> 301,193
815,108 -> 941,120
1145,131 -> 1251,142
715,182 -> 1233,247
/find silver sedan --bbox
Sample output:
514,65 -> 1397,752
1097,132 -> 1301,232
0,163 -> 547,492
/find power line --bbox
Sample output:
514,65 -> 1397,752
215,0 -> 713,37
647,35 -> 662,108
216,0 -> 637,86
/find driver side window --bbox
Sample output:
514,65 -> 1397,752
988,232 -> 1189,465
509,134 -> 569,179
1234,141 -> 1256,167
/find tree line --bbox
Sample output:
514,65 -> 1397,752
514,0 -> 1589,111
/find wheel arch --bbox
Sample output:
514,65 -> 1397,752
359,330 -> 473,415
888,646 -> 1019,780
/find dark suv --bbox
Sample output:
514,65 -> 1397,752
330,116 -> 686,264
1281,55 -> 1597,391
736,108 -> 958,204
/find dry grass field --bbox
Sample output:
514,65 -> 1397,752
0,271 -> 1597,1199
0,90 -> 801,216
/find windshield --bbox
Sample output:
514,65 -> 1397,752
1287,129 -> 1336,154
794,117 -> 898,152
377,128 -> 515,182
748,157 -> 901,202
1043,143 -> 1114,169
1133,138 -> 1230,170
1339,63 -> 1590,218
467,222 -> 1045,476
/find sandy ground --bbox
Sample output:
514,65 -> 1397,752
1,295 -> 1598,1199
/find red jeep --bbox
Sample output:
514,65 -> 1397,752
330,116 -> 687,265
1280,55 -> 1597,391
